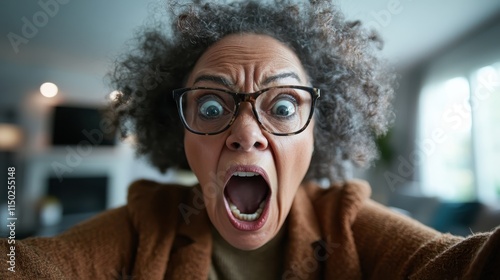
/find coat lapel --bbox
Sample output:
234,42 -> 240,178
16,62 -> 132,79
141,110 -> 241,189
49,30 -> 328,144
283,186 -> 323,280
165,185 -> 212,280
128,180 -> 187,279
309,180 -> 370,279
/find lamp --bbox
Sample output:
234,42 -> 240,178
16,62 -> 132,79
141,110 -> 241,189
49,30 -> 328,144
0,123 -> 23,151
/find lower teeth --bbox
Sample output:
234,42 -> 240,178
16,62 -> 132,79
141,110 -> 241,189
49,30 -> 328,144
229,201 -> 266,221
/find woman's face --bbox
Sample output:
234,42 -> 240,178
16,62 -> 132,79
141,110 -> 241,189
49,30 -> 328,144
184,33 -> 314,250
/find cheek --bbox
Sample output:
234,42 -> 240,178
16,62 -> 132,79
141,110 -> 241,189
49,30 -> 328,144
277,129 -> 314,180
284,140 -> 312,189
184,133 -> 221,185
274,126 -> 314,204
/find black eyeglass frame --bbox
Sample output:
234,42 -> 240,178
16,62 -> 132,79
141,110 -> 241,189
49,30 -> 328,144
172,85 -> 321,136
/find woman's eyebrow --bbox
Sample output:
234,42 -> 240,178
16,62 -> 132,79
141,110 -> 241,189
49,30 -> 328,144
193,75 -> 232,86
193,72 -> 301,88
262,72 -> 301,85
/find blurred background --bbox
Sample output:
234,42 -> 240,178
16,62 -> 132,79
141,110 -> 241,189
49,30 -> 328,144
0,0 -> 499,238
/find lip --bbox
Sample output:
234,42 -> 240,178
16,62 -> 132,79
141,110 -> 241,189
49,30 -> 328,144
224,165 -> 271,186
223,165 -> 272,231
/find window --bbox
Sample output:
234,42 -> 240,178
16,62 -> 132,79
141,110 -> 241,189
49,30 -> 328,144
419,62 -> 500,203
472,64 -> 500,203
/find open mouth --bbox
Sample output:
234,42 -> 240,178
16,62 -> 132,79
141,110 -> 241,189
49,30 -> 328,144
223,168 -> 271,231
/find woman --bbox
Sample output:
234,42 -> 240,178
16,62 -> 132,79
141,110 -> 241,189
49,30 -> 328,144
2,0 -> 499,279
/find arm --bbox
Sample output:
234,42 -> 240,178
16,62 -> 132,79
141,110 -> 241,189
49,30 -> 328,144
0,206 -> 137,280
353,200 -> 500,279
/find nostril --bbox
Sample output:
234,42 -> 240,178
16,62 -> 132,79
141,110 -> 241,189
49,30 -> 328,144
229,141 -> 263,150
254,142 -> 263,149
231,142 -> 241,149
230,142 -> 264,150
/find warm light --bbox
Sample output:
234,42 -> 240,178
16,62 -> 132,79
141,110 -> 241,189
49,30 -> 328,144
123,134 -> 137,145
40,82 -> 58,98
0,124 -> 23,151
109,90 -> 122,101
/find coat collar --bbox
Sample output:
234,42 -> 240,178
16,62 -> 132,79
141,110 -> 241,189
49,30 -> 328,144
167,184 -> 324,279
128,180 -> 368,279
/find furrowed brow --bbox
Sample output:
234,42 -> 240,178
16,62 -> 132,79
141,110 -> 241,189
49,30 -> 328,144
262,72 -> 301,86
193,75 -> 232,87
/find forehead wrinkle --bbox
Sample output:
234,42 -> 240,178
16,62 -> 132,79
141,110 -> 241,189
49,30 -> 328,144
191,63 -> 240,88
191,34 -> 308,90
199,58 -> 303,90
203,44 -> 260,64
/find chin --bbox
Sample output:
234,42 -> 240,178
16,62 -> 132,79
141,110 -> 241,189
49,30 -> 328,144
220,224 -> 275,251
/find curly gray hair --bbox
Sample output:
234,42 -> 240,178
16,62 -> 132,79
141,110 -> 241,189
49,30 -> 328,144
108,0 -> 395,183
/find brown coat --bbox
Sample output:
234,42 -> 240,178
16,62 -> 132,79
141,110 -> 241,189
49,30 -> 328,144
1,179 -> 499,279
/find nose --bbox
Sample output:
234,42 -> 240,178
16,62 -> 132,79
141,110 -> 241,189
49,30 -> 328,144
226,103 -> 268,151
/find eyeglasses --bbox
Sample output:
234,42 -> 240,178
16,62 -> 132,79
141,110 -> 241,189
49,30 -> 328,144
173,85 -> 320,136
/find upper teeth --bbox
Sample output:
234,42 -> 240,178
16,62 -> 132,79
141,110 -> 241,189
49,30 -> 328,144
233,171 -> 260,177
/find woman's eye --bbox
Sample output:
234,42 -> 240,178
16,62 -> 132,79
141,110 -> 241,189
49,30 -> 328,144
271,99 -> 296,117
199,99 -> 224,119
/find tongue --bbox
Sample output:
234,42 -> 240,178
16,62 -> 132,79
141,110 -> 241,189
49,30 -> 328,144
225,176 -> 268,214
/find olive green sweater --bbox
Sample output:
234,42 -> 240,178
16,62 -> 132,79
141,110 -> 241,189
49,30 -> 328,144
1,179 -> 499,279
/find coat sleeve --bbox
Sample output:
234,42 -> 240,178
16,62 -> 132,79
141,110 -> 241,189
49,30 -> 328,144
353,200 -> 500,279
0,206 -> 137,280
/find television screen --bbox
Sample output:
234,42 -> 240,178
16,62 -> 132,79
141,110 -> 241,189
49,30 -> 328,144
47,176 -> 108,215
51,105 -> 116,146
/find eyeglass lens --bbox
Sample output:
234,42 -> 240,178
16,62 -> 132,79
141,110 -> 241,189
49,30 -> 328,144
179,87 -> 313,134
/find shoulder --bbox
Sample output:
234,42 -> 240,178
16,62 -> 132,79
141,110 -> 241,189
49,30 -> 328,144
126,179 -> 198,231
127,178 -> 196,210
302,178 -> 439,237
304,179 -> 371,203
303,179 -> 372,224
127,179 -> 194,202
128,179 -> 194,200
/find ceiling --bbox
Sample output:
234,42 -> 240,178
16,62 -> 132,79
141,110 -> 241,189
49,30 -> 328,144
1,0 -> 500,108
